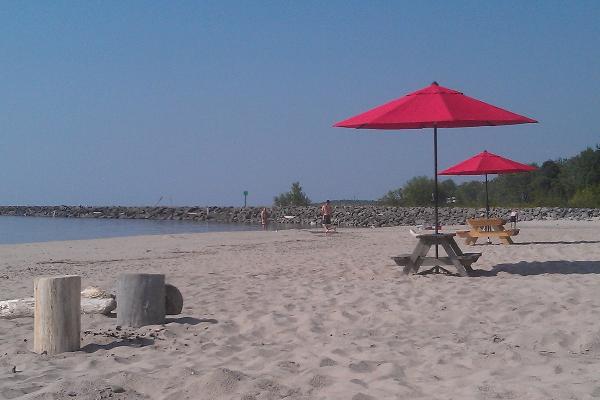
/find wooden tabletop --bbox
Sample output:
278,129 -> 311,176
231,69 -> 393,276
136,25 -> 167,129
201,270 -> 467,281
467,218 -> 507,227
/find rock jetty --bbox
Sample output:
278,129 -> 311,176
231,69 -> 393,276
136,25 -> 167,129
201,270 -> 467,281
0,205 -> 598,227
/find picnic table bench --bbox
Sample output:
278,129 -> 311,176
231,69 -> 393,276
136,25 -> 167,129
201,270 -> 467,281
456,218 -> 519,245
392,232 -> 482,277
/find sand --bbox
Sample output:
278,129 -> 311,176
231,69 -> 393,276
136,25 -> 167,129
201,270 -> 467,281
1,220 -> 600,399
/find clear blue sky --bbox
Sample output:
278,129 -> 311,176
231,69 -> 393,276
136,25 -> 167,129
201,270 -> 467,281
1,1 -> 599,206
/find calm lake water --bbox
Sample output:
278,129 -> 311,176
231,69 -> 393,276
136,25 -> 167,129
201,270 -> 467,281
0,216 -> 299,245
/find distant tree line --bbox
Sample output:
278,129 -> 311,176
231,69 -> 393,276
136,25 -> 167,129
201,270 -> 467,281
378,145 -> 600,208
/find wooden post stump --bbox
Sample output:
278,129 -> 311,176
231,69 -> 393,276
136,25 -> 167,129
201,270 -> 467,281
117,273 -> 165,328
34,275 -> 81,355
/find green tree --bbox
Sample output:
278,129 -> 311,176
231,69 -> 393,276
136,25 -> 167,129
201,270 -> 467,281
524,160 -> 567,206
489,169 -> 536,206
381,177 -> 457,207
402,176 -> 434,206
378,188 -> 404,206
569,184 -> 600,208
560,146 -> 600,200
379,144 -> 600,209
440,179 -> 457,205
273,182 -> 311,206
455,181 -> 485,207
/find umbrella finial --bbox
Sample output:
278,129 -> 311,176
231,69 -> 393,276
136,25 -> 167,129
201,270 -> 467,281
432,81 -> 439,86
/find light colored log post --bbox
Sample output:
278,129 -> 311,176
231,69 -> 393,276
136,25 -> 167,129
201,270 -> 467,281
117,273 -> 165,328
34,275 -> 81,355
1,297 -> 116,319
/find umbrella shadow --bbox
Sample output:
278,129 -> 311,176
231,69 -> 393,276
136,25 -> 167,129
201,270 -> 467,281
470,260 -> 600,276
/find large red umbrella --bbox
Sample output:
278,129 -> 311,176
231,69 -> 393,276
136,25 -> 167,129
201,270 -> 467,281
439,150 -> 537,218
334,82 -> 537,237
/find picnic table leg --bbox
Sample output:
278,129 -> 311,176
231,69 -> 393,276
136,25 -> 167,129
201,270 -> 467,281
492,225 -> 514,245
439,240 -> 469,277
447,238 -> 465,256
466,235 -> 479,245
403,240 -> 431,275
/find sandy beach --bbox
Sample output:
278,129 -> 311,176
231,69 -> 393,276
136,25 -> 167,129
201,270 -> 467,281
1,220 -> 600,399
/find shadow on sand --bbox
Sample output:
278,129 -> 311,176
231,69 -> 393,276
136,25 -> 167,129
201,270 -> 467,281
467,240 -> 600,246
514,240 -> 600,245
81,337 -> 154,353
164,316 -> 218,325
470,260 -> 600,276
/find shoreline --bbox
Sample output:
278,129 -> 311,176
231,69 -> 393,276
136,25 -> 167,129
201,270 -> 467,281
0,218 -> 598,247
0,216 -> 316,246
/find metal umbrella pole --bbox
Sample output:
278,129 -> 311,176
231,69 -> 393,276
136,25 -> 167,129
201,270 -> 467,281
485,173 -> 491,243
485,173 -> 490,219
433,126 -> 439,259
432,126 -> 450,273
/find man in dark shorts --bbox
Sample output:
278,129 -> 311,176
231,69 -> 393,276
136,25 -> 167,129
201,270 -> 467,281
321,200 -> 334,232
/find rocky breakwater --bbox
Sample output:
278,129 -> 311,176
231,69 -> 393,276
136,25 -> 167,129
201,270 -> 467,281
0,206 -> 257,223
0,205 -> 598,228
273,206 -> 600,227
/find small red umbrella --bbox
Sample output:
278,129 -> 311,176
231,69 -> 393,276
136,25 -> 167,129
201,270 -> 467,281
439,150 -> 537,218
334,82 -> 537,236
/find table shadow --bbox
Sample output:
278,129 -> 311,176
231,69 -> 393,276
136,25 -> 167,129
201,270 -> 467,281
470,260 -> 600,276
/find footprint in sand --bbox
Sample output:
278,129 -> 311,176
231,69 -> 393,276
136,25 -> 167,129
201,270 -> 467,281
277,360 -> 300,373
352,393 -> 376,400
319,357 -> 337,367
309,374 -> 333,389
331,348 -> 348,357
350,378 -> 368,388
349,360 -> 377,373
554,365 -> 563,374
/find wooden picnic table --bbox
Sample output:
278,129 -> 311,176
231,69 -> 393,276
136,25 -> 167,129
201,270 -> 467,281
392,232 -> 481,277
456,218 -> 519,245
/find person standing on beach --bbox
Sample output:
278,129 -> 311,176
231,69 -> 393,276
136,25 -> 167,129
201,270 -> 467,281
321,200 -> 335,233
260,208 -> 269,230
509,209 -> 518,230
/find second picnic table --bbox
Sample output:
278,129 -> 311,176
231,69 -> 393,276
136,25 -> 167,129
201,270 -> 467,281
392,232 -> 481,277
456,218 -> 520,245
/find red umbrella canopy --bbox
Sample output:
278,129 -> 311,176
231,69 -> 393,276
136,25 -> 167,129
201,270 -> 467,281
439,150 -> 537,175
334,82 -> 537,129
334,81 -> 537,236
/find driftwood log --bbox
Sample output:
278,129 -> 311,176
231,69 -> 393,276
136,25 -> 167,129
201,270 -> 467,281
1,286 -> 117,319
117,273 -> 165,327
34,275 -> 81,355
1,283 -> 181,320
